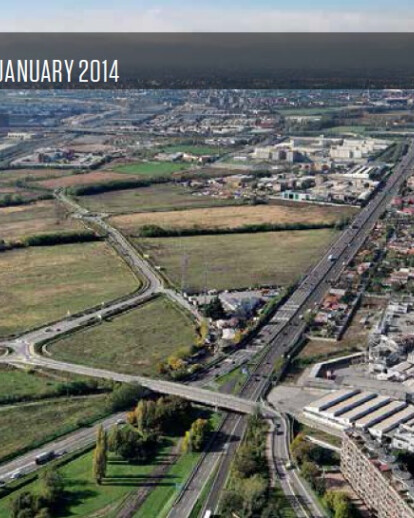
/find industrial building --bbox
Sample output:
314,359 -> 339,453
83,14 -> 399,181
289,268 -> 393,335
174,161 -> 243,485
304,389 -> 414,440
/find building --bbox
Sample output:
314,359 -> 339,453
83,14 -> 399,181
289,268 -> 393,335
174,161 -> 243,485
341,430 -> 414,518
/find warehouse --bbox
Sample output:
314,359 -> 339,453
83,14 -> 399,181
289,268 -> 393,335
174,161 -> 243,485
369,406 -> 414,439
354,400 -> 407,430
304,388 -> 359,414
337,395 -> 391,428
321,391 -> 377,419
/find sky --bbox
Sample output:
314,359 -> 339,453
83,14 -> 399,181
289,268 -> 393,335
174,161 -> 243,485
2,0 -> 414,32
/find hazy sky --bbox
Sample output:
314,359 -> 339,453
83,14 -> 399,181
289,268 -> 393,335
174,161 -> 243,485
2,0 -> 414,31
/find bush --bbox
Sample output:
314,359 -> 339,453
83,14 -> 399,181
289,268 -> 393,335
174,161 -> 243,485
23,230 -> 99,247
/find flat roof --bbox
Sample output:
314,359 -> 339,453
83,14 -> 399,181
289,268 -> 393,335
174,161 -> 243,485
355,401 -> 407,428
323,392 -> 376,417
370,406 -> 414,434
338,395 -> 391,423
306,388 -> 359,412
391,361 -> 413,373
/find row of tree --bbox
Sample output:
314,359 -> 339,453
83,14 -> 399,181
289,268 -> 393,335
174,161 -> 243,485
221,415 -> 280,518
137,221 -> 339,239
291,433 -> 354,518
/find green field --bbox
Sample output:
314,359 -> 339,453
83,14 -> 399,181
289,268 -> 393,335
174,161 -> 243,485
48,296 -> 197,376
0,242 -> 139,337
135,229 -> 337,291
278,106 -> 350,115
0,365 -> 67,402
160,145 -> 221,155
112,161 -> 191,178
325,125 -> 367,135
0,395 -> 109,462
77,183 -> 241,214
133,450 -> 200,518
0,437 -> 200,518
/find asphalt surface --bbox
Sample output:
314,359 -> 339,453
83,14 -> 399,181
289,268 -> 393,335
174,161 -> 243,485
0,411 -> 125,483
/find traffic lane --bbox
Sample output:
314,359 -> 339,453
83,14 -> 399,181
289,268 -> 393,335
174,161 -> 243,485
0,412 -> 125,482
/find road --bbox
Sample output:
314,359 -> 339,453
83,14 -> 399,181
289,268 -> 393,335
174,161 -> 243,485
270,415 -> 326,518
170,141 -> 414,516
1,143 -> 413,509
0,411 -> 125,482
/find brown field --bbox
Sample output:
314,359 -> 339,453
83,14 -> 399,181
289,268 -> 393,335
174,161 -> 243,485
36,171 -> 136,190
0,200 -> 82,240
112,204 -> 356,234
0,168 -> 72,184
0,186 -> 45,201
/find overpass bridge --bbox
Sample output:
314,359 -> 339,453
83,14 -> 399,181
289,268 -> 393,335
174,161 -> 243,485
4,354 -> 270,416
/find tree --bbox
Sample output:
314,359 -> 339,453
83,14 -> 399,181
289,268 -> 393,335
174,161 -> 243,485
196,319 -> 209,346
93,425 -> 107,484
108,425 -> 122,452
109,383 -> 145,411
39,468 -> 64,510
301,460 -> 320,485
239,475 -> 267,517
10,492 -> 38,518
182,418 -> 211,453
203,296 -> 225,320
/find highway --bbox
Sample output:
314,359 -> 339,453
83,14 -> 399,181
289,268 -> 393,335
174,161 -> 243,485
169,141 -> 414,517
0,411 -> 126,482
1,143 -> 413,510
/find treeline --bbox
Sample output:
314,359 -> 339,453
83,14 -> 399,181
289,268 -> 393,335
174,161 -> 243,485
221,415 -> 280,518
0,192 -> 53,208
23,230 -> 100,247
138,220 -> 344,238
66,176 -> 171,196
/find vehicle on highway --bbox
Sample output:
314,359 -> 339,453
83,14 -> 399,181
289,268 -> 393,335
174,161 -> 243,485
35,450 -> 55,465
116,418 -> 126,425
203,511 -> 212,518
10,470 -> 23,480
328,254 -> 336,261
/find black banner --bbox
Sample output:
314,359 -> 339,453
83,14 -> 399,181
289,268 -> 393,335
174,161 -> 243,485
1,33 -> 414,89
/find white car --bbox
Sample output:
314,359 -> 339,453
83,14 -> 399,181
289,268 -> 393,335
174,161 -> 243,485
10,470 -> 23,480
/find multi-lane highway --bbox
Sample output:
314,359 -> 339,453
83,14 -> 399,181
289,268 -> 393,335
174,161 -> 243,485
170,141 -> 414,516
1,143 -> 413,511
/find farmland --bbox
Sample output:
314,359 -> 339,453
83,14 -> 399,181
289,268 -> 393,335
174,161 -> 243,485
112,161 -> 191,178
0,168 -> 72,185
77,183 -> 242,214
111,203 -> 355,234
0,200 -> 83,241
135,229 -> 337,291
0,395 -> 109,463
159,144 -> 222,155
35,171 -> 136,190
48,296 -> 197,376
0,242 -> 138,337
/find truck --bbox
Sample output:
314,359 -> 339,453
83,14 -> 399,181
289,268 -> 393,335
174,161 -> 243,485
35,451 -> 55,465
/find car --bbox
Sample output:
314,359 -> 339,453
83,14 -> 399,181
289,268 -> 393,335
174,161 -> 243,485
10,470 -> 23,480
116,418 -> 125,426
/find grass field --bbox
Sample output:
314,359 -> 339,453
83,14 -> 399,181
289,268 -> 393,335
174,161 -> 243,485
135,229 -> 337,291
0,395 -> 109,462
0,200 -> 82,241
112,161 -> 191,178
159,145 -> 221,155
0,438 -> 196,518
0,365 -> 69,402
325,125 -> 367,135
0,168 -> 72,185
111,203 -> 355,234
0,242 -> 139,337
36,171 -> 135,190
133,450 -> 200,518
77,183 -> 241,214
48,296 -> 197,376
